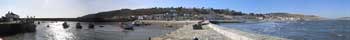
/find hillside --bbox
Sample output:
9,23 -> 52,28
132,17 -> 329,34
336,17 -> 350,20
78,7 -> 321,22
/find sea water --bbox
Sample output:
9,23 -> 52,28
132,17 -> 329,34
218,20 -> 350,40
3,21 -> 176,40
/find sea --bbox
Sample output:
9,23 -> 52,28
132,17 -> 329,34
2,21 -> 176,40
217,20 -> 350,40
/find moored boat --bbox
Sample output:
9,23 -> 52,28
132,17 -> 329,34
76,23 -> 82,29
62,22 -> 69,28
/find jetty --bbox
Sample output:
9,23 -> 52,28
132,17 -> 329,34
136,20 -> 288,40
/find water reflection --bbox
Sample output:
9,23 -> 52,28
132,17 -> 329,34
218,20 -> 350,40
4,21 -> 176,40
44,22 -> 74,40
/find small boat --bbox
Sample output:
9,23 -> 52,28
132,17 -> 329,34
132,21 -> 150,26
62,22 -> 69,28
88,24 -> 94,29
76,23 -> 82,29
123,26 -> 134,30
37,22 -> 40,24
99,26 -> 104,27
121,23 -> 134,30
47,25 -> 50,27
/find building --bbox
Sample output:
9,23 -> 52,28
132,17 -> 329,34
1,11 -> 20,22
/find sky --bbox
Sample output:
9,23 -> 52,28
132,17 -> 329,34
0,0 -> 349,18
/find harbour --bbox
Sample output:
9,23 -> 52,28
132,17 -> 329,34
1,1 -> 349,39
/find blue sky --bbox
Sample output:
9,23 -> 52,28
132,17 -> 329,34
0,0 -> 349,18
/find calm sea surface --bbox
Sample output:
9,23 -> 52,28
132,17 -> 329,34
218,20 -> 350,40
3,21 -> 176,40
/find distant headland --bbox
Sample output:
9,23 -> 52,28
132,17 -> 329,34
336,17 -> 350,20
